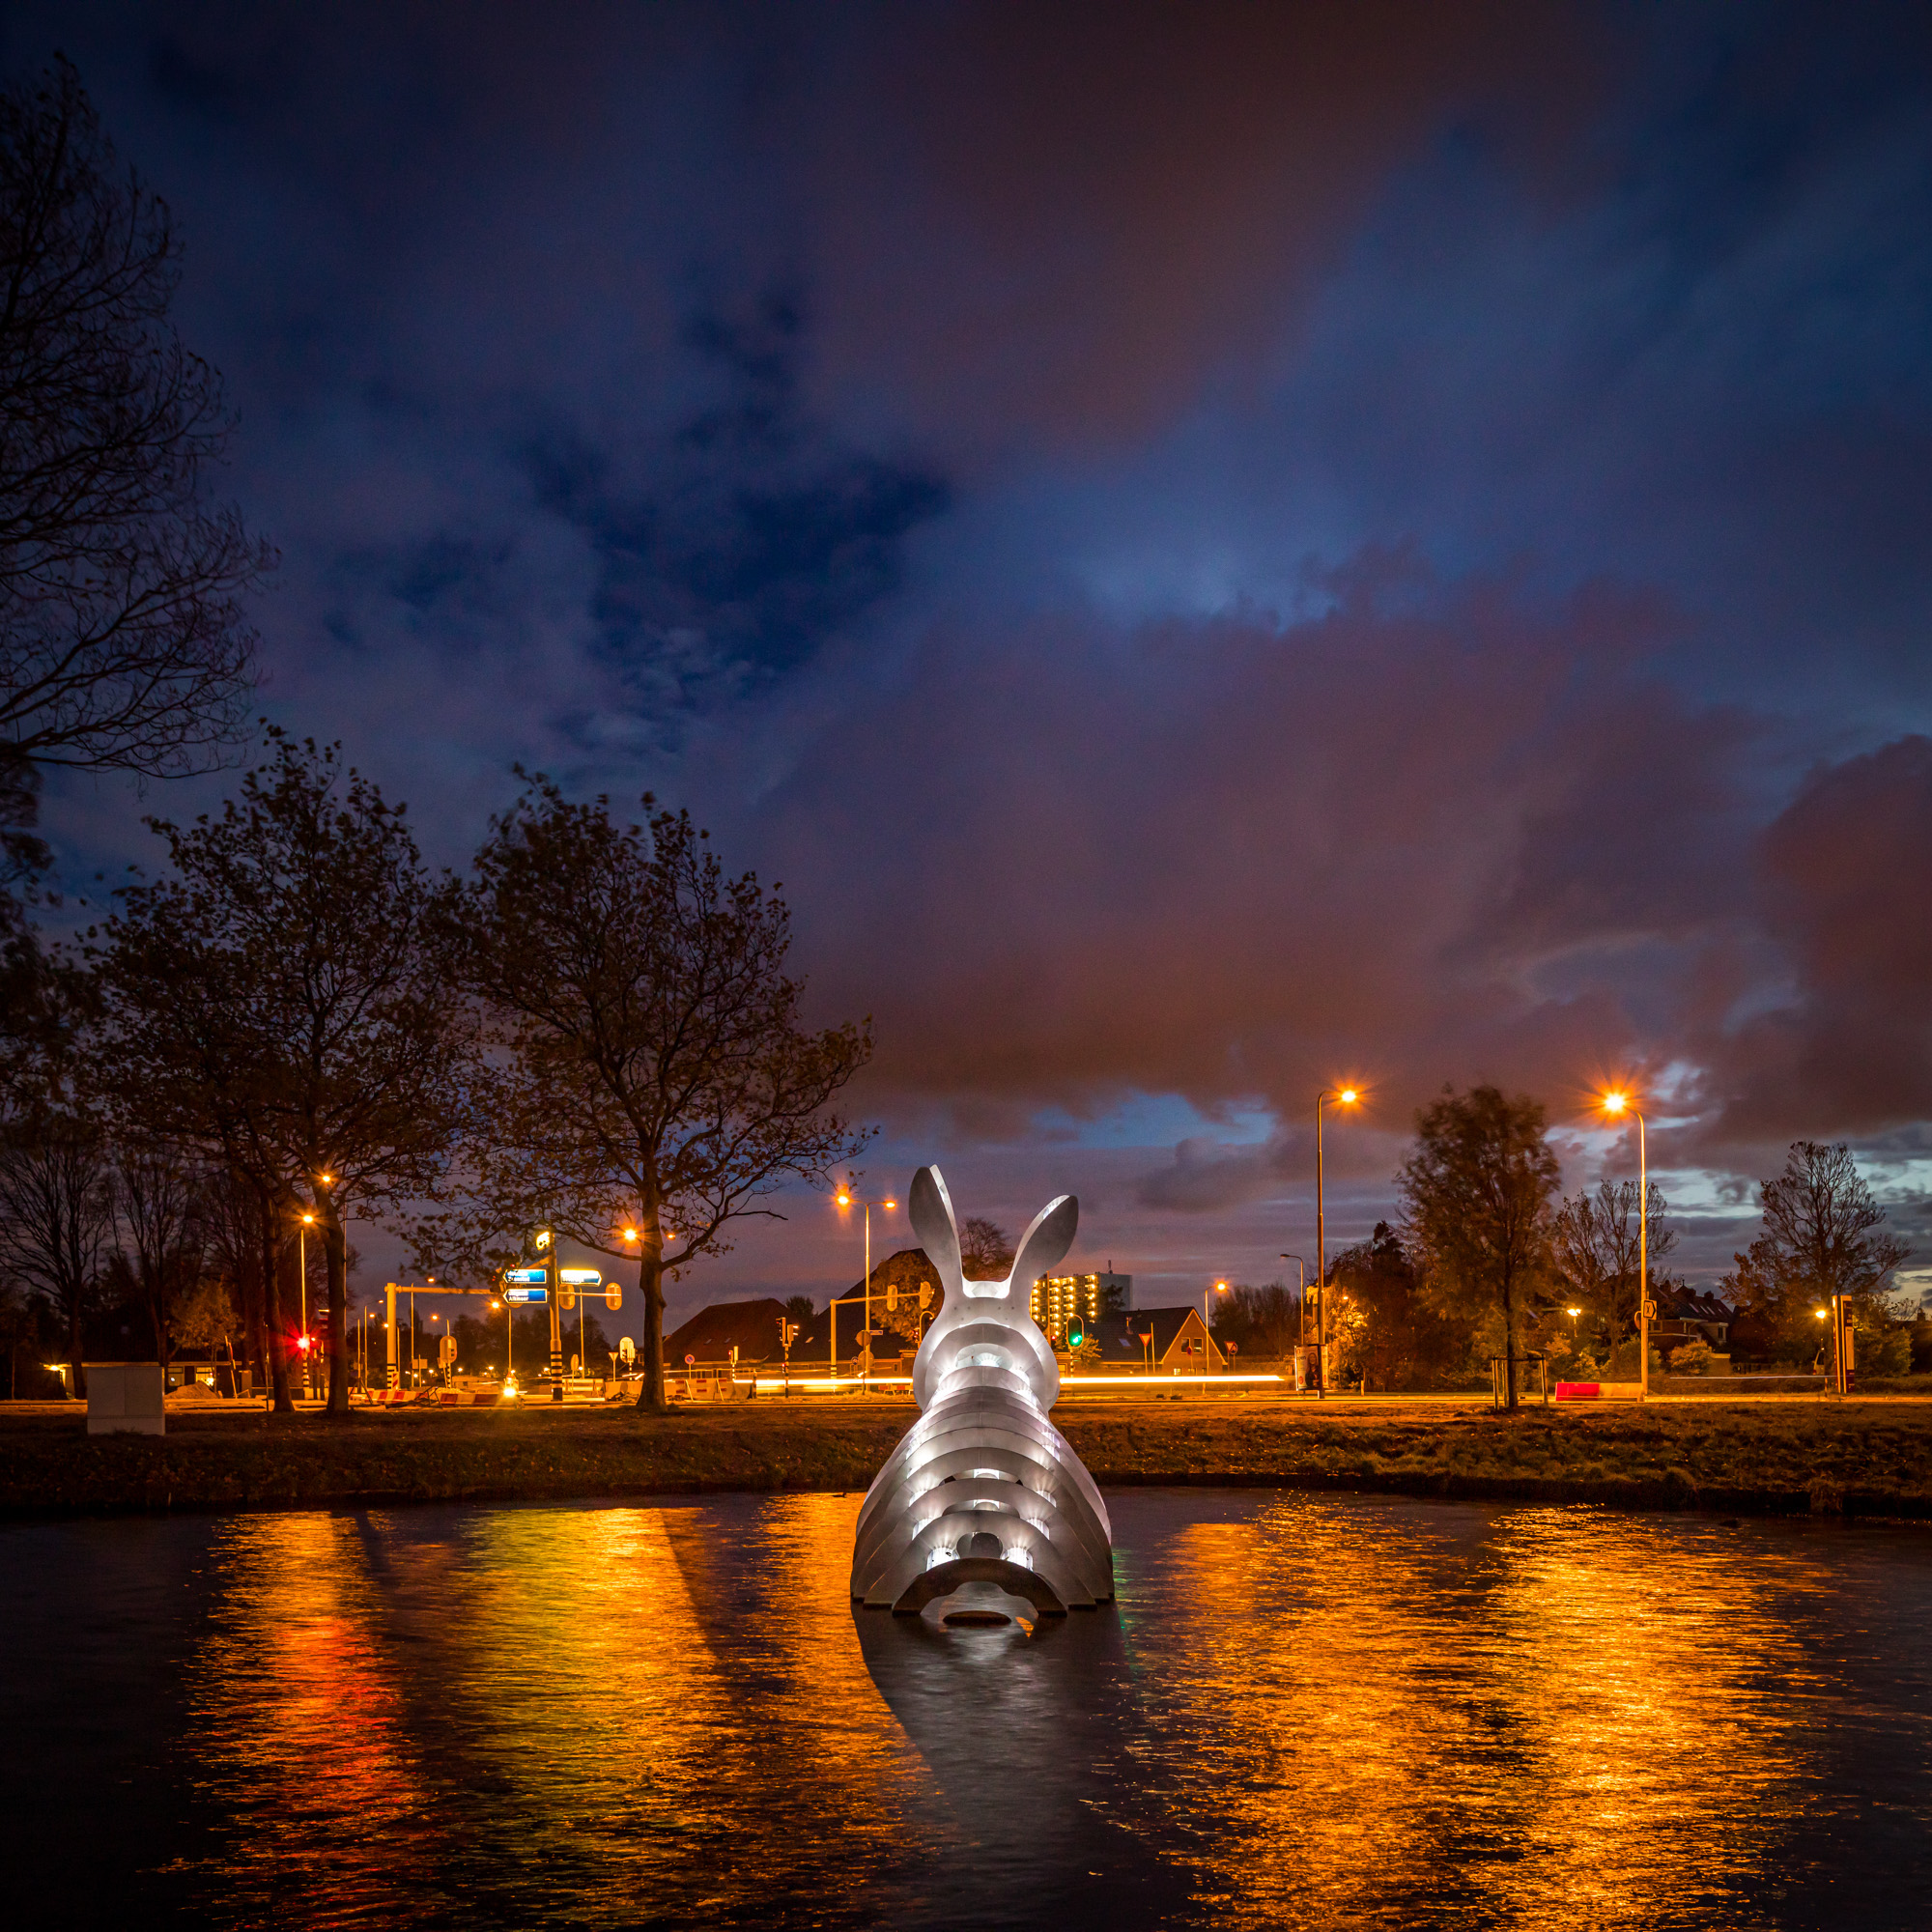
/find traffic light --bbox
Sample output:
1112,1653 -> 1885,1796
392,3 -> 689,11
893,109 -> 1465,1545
1066,1318 -> 1085,1350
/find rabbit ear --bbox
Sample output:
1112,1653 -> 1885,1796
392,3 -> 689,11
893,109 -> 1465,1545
1009,1192 -> 1078,1293
908,1166 -> 963,1293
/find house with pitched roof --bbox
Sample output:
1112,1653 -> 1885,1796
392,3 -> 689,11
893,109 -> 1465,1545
1083,1306 -> 1224,1373
664,1297 -> 795,1368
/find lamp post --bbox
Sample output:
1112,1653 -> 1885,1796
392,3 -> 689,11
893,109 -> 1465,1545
1814,1300 -> 1847,1397
1315,1089 -> 1360,1400
1204,1280 -> 1229,1375
833,1185 -> 896,1388
297,1210 -> 315,1400
1601,1091 -> 1650,1401
1280,1252 -> 1308,1356
1281,1254 -> 1310,1391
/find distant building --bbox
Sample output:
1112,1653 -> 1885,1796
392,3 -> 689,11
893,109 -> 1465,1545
1084,1305 -> 1223,1372
1029,1269 -> 1130,1344
1651,1287 -> 1735,1350
664,1298 -> 794,1366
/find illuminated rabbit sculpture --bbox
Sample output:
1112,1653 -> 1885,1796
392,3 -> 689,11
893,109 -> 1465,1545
850,1166 -> 1115,1617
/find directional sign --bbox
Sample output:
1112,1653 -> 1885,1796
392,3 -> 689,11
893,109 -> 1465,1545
505,1286 -> 549,1305
559,1268 -> 602,1286
504,1266 -> 547,1286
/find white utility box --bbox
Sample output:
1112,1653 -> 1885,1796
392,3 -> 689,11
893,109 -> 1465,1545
86,1362 -> 166,1435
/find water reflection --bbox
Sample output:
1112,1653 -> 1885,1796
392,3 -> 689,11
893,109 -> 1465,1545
3,1494 -> 1930,1929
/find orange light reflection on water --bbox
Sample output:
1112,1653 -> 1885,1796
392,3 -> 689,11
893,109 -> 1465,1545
1123,1498 -> 1833,1924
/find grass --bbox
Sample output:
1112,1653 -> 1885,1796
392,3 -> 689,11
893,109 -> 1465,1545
5,1394 -> 1932,1519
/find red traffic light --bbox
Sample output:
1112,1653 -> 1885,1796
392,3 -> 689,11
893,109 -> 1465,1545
296,1335 -> 311,1351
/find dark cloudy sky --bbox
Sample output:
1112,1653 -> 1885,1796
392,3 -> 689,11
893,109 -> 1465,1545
13,2 -> 1932,1318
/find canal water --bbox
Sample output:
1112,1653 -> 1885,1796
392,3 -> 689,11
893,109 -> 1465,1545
4,1491 -> 1930,1929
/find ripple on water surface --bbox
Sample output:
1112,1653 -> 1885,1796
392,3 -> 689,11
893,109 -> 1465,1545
3,1492 -> 1931,1929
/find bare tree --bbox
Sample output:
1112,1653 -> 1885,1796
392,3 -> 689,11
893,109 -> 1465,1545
1725,1141 -> 1910,1353
438,779 -> 871,1411
958,1216 -> 1013,1280
97,732 -> 473,1413
1551,1178 -> 1675,1352
0,1116 -> 114,1393
199,1161 -> 267,1392
112,1138 -> 206,1365
0,57 -> 270,782
1397,1085 -> 1560,1410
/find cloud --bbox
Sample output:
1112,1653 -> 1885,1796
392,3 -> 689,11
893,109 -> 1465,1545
753,561 -> 1758,1139
1694,735 -> 1932,1144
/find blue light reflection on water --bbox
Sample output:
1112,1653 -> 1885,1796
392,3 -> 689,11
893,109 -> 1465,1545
3,1492 -> 1931,1929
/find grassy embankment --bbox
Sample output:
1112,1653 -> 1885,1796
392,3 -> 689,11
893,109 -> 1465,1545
6,1396 -> 1932,1519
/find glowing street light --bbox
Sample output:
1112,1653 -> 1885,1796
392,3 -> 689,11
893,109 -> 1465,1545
834,1185 -> 896,1386
1205,1280 -> 1230,1371
295,1209 -> 318,1400
1315,1087 -> 1362,1401
1601,1090 -> 1651,1400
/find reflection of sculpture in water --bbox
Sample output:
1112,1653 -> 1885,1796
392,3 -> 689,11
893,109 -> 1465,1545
849,1166 -> 1114,1618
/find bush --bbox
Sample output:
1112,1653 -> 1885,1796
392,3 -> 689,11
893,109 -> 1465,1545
1857,1325 -> 1911,1377
1667,1340 -> 1715,1375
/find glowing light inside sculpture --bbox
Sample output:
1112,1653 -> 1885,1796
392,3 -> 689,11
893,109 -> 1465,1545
850,1166 -> 1115,1617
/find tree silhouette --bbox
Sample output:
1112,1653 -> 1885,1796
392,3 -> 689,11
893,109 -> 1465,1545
0,1115 -> 114,1395
98,733 -> 472,1412
439,778 -> 870,1410
1552,1178 -> 1675,1353
1724,1141 -> 1910,1354
0,57 -> 270,782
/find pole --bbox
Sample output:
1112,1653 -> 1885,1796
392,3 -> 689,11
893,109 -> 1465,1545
1316,1094 -> 1327,1401
1281,1254 -> 1307,1380
1637,1107 -> 1649,1403
298,1219 -> 307,1401
864,1204 -> 873,1391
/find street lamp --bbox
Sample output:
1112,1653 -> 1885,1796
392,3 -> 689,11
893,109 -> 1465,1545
1601,1091 -> 1651,1401
1315,1088 -> 1361,1401
1814,1302 -> 1846,1397
834,1185 -> 896,1388
1205,1280 -> 1229,1374
297,1210 -> 315,1399
491,1295 -> 513,1391
1280,1253 -> 1309,1363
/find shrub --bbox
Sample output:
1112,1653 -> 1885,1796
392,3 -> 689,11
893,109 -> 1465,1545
1667,1340 -> 1714,1375
1857,1325 -> 1911,1377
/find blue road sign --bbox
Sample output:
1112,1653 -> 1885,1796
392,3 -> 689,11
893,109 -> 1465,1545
503,1266 -> 547,1285
505,1286 -> 549,1305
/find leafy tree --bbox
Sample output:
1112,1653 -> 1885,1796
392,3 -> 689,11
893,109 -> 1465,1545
1551,1178 -> 1675,1354
98,733 -> 472,1412
958,1216 -> 1013,1280
171,1271 -> 240,1386
0,1116 -> 114,1393
1208,1280 -> 1302,1357
781,1293 -> 816,1324
1722,1141 -> 1910,1359
439,779 -> 871,1410
1330,1221 -> 1467,1390
1396,1085 -> 1560,1410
